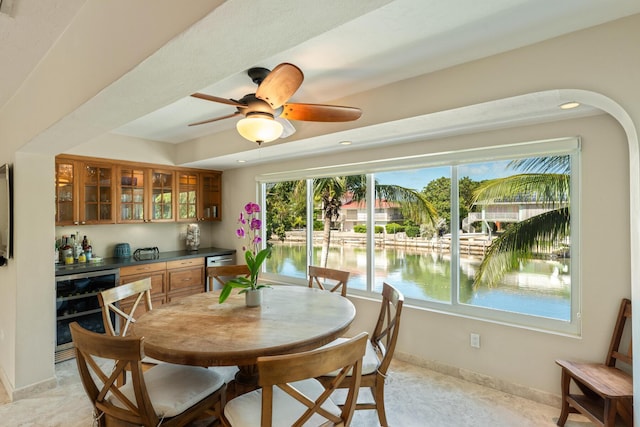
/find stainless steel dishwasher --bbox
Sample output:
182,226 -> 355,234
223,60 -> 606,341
205,253 -> 235,291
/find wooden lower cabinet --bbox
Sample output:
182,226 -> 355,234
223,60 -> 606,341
167,258 -> 205,302
118,258 -> 204,315
119,263 -> 167,324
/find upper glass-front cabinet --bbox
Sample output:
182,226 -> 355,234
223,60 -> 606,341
151,170 -> 174,221
82,163 -> 114,224
118,167 -> 145,222
55,159 -> 77,225
56,158 -> 115,225
117,167 -> 174,223
177,172 -> 198,221
200,172 -> 221,221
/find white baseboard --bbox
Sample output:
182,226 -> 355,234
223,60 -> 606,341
394,351 -> 561,408
2,372 -> 57,402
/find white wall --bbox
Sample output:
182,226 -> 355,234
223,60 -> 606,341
217,115 -> 629,403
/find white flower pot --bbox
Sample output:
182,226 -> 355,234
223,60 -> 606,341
245,288 -> 262,307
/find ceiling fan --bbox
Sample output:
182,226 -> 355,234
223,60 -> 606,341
188,63 -> 362,144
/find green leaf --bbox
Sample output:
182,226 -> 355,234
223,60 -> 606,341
254,247 -> 271,267
227,277 -> 252,287
218,285 -> 233,303
244,250 -> 255,268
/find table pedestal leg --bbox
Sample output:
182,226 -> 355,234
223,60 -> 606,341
229,364 -> 259,398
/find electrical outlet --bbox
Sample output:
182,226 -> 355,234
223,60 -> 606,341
470,333 -> 480,348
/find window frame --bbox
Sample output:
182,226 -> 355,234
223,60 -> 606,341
258,137 -> 581,336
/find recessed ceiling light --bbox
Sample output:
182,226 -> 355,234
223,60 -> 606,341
237,160 -> 247,163
339,141 -> 352,145
559,101 -> 581,110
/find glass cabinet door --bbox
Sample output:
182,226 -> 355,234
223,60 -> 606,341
177,172 -> 198,221
82,164 -> 114,223
55,160 -> 77,225
118,167 -> 145,222
200,172 -> 221,221
151,170 -> 174,221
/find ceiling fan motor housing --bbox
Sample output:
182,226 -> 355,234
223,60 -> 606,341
239,94 -> 276,118
248,67 -> 271,85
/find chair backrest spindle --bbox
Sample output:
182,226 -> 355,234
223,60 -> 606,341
372,282 -> 404,376
207,265 -> 250,290
605,298 -> 632,367
308,266 -> 350,297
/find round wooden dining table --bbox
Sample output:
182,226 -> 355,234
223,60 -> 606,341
132,285 -> 355,391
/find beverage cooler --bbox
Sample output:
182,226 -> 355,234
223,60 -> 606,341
55,268 -> 119,362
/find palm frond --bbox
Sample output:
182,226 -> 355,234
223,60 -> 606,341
376,184 -> 438,226
472,174 -> 570,208
508,156 -> 570,174
474,207 -> 570,287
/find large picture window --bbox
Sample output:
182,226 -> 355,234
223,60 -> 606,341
260,138 -> 580,334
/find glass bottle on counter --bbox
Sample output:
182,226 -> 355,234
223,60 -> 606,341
59,236 -> 73,264
84,240 -> 92,261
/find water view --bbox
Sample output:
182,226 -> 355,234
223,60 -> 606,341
265,243 -> 571,321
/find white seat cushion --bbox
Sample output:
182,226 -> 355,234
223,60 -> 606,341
208,365 -> 240,383
321,337 -> 380,376
111,363 -> 225,418
224,378 -> 341,427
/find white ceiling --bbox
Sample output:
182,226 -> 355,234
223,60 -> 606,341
3,0 -> 640,169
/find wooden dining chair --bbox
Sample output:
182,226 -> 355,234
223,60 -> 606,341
222,332 -> 368,427
98,277 -> 159,385
98,277 -> 153,338
100,277 -> 239,387
555,298 -> 633,427
308,265 -> 350,297
207,264 -> 250,291
318,282 -> 404,427
70,321 -> 227,427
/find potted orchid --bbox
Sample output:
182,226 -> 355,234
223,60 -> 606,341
219,202 -> 271,306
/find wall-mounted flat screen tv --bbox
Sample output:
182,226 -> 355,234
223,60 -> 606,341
0,163 -> 13,264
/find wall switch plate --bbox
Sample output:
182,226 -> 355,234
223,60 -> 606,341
470,333 -> 480,348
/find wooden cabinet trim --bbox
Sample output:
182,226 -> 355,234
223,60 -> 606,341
56,154 -> 221,175
120,262 -> 167,276
166,258 -> 203,270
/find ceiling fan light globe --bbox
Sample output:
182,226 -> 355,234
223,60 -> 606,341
236,116 -> 283,144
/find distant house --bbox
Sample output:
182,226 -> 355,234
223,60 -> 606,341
465,195 -> 569,233
335,197 -> 403,231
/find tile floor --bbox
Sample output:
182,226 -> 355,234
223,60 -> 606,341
0,358 -> 592,426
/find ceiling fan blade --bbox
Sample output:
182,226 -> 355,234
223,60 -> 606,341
191,92 -> 245,107
188,111 -> 242,127
255,63 -> 304,109
280,103 -> 362,122
276,117 -> 296,138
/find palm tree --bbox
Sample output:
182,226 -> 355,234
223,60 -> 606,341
271,175 -> 438,267
471,156 -> 571,287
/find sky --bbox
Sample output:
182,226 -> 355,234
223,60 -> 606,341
375,160 -> 513,191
